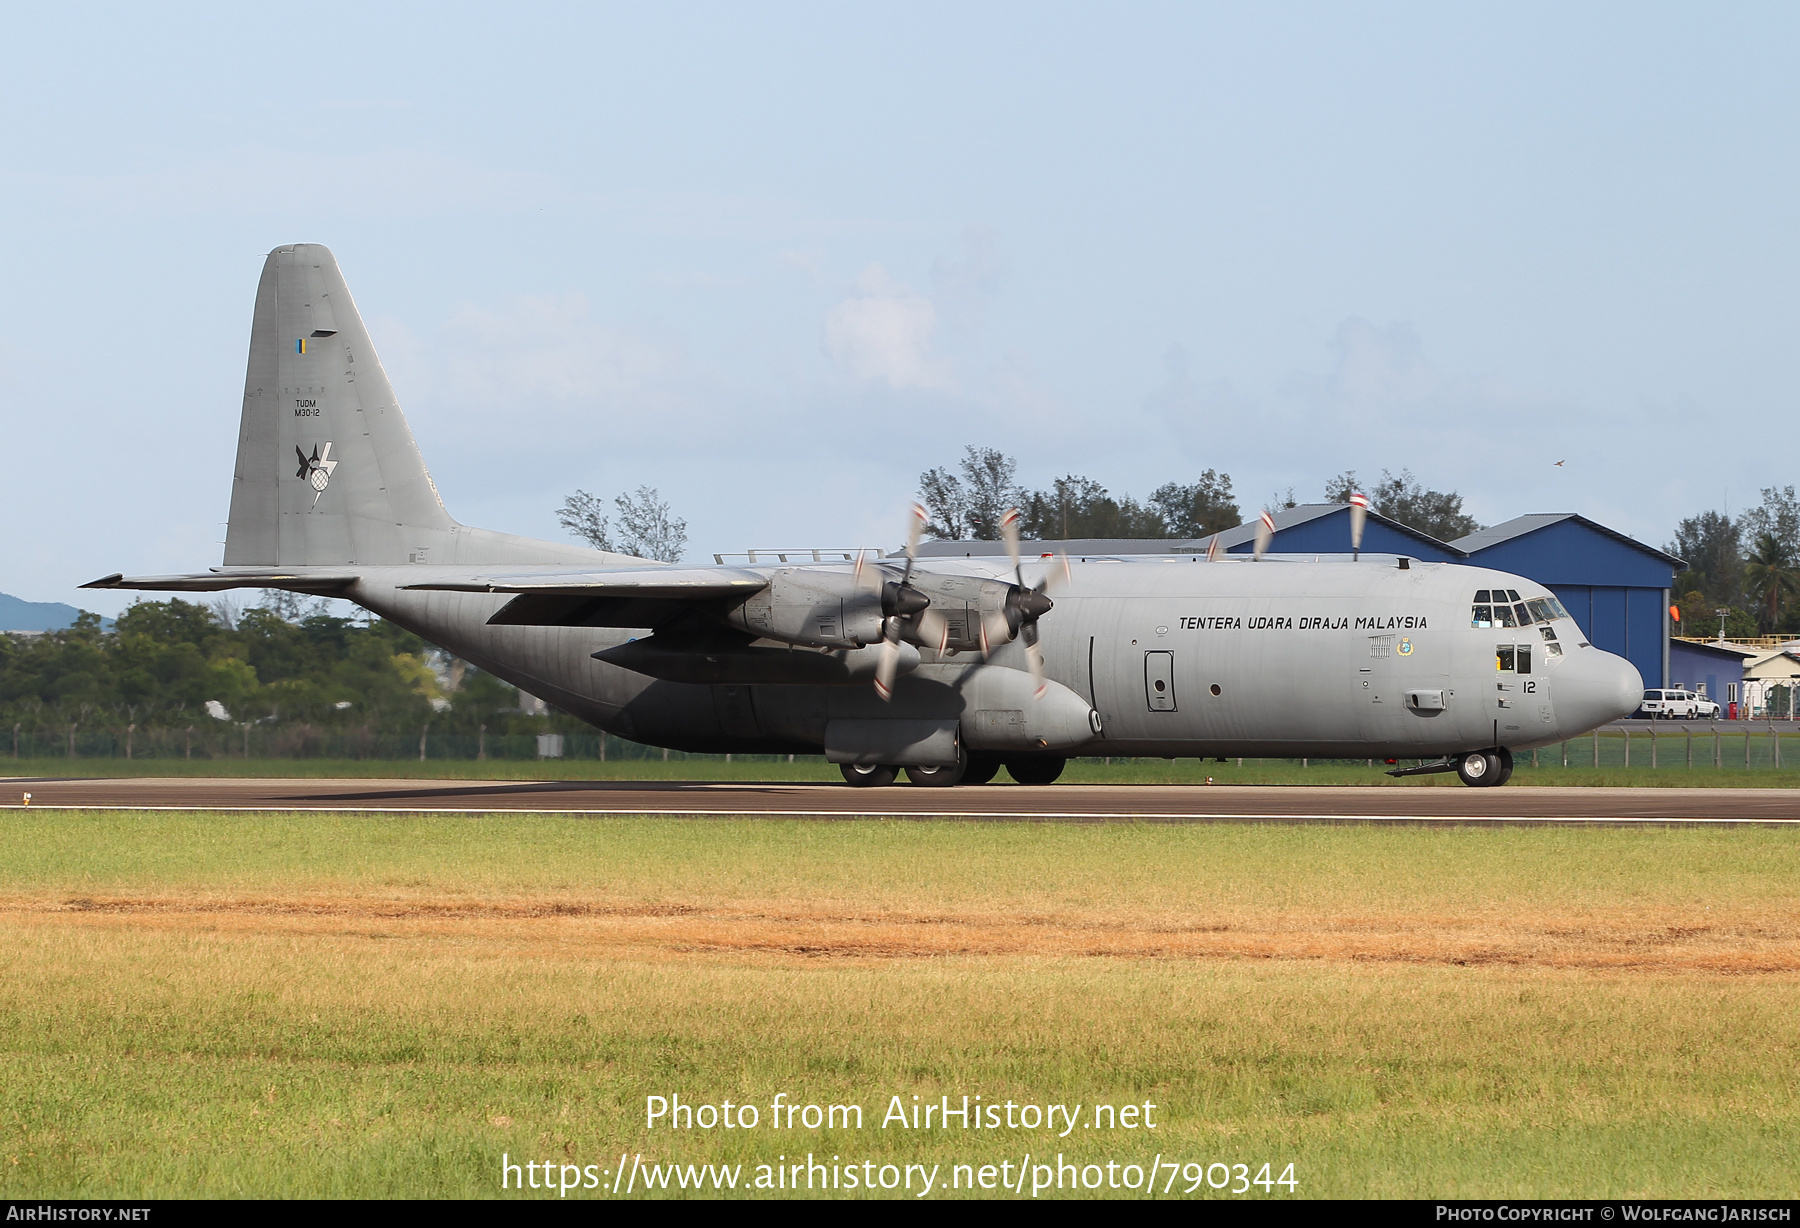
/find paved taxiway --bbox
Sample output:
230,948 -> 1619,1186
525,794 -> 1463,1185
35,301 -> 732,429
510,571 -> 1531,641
4,776 -> 1799,822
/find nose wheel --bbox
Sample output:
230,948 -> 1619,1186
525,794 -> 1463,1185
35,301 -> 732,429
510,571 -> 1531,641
1454,747 -> 1514,787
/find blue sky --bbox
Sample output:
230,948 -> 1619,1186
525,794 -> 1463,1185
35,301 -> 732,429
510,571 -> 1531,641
5,3 -> 1797,613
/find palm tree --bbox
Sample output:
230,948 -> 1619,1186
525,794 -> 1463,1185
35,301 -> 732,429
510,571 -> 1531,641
1743,531 -> 1800,633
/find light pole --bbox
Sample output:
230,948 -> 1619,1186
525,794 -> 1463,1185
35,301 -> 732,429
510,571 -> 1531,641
1716,608 -> 1730,646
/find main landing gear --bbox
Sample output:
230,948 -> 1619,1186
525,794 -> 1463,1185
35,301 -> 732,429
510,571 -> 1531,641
838,755 -> 1067,787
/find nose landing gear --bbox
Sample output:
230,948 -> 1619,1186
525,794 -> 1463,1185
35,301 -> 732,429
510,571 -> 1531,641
1454,747 -> 1514,787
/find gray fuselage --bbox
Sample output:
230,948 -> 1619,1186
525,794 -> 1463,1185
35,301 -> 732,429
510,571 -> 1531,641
345,554 -> 1643,761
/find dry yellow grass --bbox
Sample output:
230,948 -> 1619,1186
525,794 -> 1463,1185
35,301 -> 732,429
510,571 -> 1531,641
7,889 -> 1797,973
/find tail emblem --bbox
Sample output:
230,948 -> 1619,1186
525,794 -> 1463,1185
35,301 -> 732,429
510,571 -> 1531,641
296,442 -> 338,504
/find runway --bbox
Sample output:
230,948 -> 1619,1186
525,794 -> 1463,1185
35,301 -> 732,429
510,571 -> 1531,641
5,775 -> 1800,823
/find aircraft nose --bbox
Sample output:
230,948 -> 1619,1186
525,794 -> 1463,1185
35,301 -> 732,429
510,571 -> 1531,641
1554,646 -> 1644,736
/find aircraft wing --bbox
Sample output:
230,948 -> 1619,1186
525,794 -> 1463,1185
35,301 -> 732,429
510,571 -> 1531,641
399,567 -> 766,598
400,567 -> 769,628
82,569 -> 359,594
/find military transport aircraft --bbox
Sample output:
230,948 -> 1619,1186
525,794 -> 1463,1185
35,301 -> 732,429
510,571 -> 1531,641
85,245 -> 1643,787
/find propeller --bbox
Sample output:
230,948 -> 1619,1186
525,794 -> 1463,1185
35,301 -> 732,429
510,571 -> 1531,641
996,507 -> 1067,699
1205,532 -> 1221,562
873,504 -> 934,701
1348,492 -> 1369,561
1253,509 -> 1276,560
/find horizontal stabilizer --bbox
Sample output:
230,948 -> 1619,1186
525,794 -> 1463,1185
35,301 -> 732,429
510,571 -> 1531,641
83,570 -> 358,594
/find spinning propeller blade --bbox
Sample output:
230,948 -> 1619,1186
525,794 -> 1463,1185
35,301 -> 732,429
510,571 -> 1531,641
1348,492 -> 1369,561
872,502 -> 936,700
1253,510 -> 1275,560
874,621 -> 900,701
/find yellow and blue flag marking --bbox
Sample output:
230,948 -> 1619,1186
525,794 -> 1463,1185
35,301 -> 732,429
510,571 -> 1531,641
295,338 -> 308,354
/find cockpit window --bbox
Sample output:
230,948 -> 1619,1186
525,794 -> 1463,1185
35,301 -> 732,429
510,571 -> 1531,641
1496,645 -> 1516,671
1475,591 -> 1573,628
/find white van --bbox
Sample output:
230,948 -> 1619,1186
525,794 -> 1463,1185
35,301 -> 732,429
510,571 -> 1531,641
1638,689 -> 1721,719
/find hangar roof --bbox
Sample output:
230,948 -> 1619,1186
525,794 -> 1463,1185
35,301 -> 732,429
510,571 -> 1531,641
1212,504 -> 1465,561
1452,514 -> 1684,569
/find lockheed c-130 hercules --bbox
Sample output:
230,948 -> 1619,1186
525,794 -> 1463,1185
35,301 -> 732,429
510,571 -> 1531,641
85,245 -> 1643,787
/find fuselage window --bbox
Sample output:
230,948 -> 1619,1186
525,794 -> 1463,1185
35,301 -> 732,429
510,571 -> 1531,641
1517,644 -> 1531,674
1496,645 -> 1516,671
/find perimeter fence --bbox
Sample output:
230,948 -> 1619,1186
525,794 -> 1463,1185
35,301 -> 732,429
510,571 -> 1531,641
0,723 -> 771,763
1241,724 -> 1800,772
6,721 -> 1800,772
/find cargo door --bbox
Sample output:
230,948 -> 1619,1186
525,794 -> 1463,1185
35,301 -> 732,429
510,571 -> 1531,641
1494,640 -> 1549,738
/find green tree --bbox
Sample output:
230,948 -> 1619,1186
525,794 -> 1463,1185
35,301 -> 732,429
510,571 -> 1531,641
1743,531 -> 1800,633
1667,509 -> 1743,608
919,447 -> 1023,540
1016,476 -> 1164,540
1147,472 -> 1239,538
1324,469 -> 1480,541
920,448 -> 1239,542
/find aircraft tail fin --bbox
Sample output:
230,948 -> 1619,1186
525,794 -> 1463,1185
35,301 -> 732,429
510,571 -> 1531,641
225,244 -> 604,569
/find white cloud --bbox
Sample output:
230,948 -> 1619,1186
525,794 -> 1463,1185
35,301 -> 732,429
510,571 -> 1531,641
822,263 -> 950,390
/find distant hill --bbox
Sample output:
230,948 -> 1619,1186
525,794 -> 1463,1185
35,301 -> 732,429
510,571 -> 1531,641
0,591 -> 113,632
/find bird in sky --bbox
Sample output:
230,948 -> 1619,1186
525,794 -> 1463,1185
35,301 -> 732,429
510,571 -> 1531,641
1553,460 -> 1565,467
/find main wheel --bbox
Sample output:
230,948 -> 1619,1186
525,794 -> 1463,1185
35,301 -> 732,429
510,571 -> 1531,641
1454,750 -> 1503,787
840,763 -> 897,788
1005,757 -> 1066,785
1492,746 -> 1514,785
961,755 -> 1002,785
904,751 -> 968,787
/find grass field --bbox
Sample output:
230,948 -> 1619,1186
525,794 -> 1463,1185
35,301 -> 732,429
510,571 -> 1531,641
8,754 -> 1800,788
1,810 -> 1797,1199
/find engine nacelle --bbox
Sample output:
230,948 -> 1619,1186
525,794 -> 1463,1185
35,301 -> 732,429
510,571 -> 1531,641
955,665 -> 1100,753
724,567 -> 886,649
